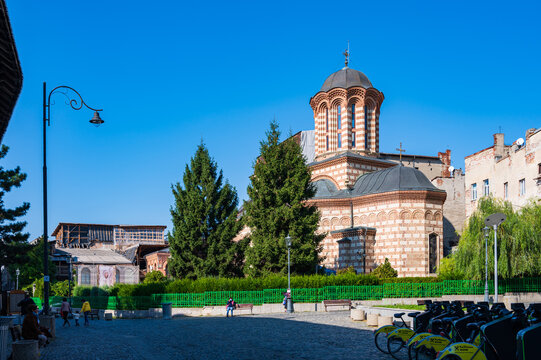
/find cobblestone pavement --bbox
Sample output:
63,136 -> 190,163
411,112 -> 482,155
41,311 -> 396,360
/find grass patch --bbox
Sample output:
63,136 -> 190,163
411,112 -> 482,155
373,304 -> 425,310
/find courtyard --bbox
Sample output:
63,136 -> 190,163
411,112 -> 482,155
40,311 -> 385,360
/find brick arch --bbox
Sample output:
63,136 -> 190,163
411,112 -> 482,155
347,87 -> 366,99
353,216 -> 361,226
321,218 -> 330,229
340,217 -> 350,226
425,211 -> 433,220
377,211 -> 387,222
399,210 -> 412,220
359,215 -> 368,224
369,213 -> 377,223
433,211 -> 443,221
317,102 -> 329,113
331,217 -> 340,230
330,97 -> 345,108
413,210 -> 424,220
388,210 -> 398,220
311,175 -> 340,189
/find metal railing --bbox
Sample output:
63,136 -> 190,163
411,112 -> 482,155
31,277 -> 541,310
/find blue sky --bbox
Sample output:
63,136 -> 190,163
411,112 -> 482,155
3,0 -> 540,240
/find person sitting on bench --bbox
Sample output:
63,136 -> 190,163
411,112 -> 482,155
22,304 -> 48,347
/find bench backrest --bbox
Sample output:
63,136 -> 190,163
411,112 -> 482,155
323,300 -> 351,305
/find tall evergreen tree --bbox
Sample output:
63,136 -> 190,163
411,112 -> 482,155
244,121 -> 324,277
169,143 -> 243,279
0,145 -> 31,271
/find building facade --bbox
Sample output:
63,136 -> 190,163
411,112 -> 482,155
52,222 -> 167,250
465,129 -> 541,217
144,248 -> 170,276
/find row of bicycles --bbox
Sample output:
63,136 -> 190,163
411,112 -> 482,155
373,300 -> 541,360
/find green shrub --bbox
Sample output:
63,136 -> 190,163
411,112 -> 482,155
51,280 -> 70,297
372,258 -> 398,279
143,271 -> 166,283
73,286 -> 109,297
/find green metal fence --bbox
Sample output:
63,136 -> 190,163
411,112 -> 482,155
32,277 -> 541,310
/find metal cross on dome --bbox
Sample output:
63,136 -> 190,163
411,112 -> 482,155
396,142 -> 406,165
343,41 -> 350,67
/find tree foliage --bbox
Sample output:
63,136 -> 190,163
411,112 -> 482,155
169,142 -> 243,279
0,145 -> 31,271
454,197 -> 541,279
372,258 -> 398,279
144,270 -> 166,283
244,121 -> 324,277
16,237 -> 56,288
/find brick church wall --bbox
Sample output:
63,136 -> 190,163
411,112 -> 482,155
310,191 -> 445,277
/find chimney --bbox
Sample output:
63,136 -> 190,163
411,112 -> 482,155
493,133 -> 505,159
526,128 -> 536,140
438,149 -> 451,177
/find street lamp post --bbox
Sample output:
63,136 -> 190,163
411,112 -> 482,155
484,213 -> 506,303
42,82 -> 103,315
68,256 -> 78,306
483,227 -> 490,302
285,234 -> 294,313
16,268 -> 20,290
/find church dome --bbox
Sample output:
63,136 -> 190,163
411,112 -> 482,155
320,67 -> 372,92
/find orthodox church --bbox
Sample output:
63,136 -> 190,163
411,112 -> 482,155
299,54 -> 449,277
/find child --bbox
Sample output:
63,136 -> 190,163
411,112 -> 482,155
73,311 -> 80,326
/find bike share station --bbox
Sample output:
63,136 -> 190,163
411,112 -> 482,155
372,213 -> 541,360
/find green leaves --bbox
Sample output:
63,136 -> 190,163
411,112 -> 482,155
0,145 -> 31,273
244,121 -> 324,276
169,142 -> 243,279
452,197 -> 541,279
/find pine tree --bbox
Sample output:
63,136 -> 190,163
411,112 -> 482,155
244,120 -> 324,277
169,142 -> 243,279
0,145 -> 31,270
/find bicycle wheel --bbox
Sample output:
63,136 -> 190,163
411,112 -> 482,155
439,355 -> 461,360
387,335 -> 407,360
415,345 -> 438,360
374,331 -> 391,354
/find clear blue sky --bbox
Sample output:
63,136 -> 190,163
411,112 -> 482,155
3,0 -> 540,241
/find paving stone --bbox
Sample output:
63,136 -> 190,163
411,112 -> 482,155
41,311 -> 389,359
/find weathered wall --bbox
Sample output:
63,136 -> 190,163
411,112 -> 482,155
465,129 -> 541,217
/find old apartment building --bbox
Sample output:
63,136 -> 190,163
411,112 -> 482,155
465,128 -> 541,217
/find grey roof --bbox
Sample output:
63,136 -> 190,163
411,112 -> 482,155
320,67 -> 372,92
122,245 -> 139,263
308,151 -> 396,167
144,247 -> 170,258
54,248 -> 132,265
312,165 -> 445,199
0,0 -> 23,143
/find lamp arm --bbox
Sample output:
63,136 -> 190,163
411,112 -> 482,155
46,85 -> 103,124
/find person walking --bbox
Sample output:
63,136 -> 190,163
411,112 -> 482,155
22,304 -> 48,347
61,298 -> 71,327
226,297 -> 236,317
81,299 -> 91,326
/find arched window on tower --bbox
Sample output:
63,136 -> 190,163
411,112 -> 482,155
337,106 -> 341,129
81,268 -> 91,285
351,104 -> 356,147
338,133 -> 342,148
364,105 -> 369,150
326,108 -> 329,132
326,136 -> 329,151
429,233 -> 437,273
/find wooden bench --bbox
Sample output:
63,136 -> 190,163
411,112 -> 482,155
89,309 -> 100,320
323,299 -> 351,312
236,304 -> 254,314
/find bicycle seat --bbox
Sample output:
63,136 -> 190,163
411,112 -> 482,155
442,316 -> 459,324
394,312 -> 405,318
466,321 -> 486,330
408,312 -> 421,318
